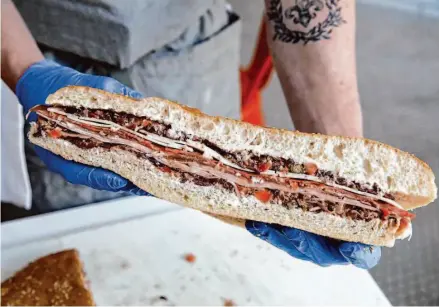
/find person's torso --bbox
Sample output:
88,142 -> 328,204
13,0 -> 224,69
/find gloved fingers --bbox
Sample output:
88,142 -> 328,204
17,60 -> 143,118
246,221 -> 349,267
72,165 -> 150,195
97,77 -> 144,99
79,168 -> 150,195
339,242 -> 381,269
34,146 -> 151,195
19,60 -> 148,194
34,146 -> 127,191
121,85 -> 144,99
26,110 -> 38,123
247,221 -> 381,269
16,60 -> 76,118
277,225 -> 351,267
122,183 -> 151,196
246,220 -> 318,263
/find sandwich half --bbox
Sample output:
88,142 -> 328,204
27,86 -> 437,247
1,249 -> 94,306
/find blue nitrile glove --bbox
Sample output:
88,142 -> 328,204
246,221 -> 381,269
16,59 -> 148,195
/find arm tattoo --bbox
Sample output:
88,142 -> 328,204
267,0 -> 346,44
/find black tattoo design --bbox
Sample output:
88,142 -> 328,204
267,0 -> 346,44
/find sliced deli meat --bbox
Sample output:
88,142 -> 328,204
30,105 -> 415,237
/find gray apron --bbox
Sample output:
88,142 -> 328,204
15,0 -> 241,212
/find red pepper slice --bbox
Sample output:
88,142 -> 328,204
399,210 -> 416,220
48,129 -> 62,138
254,190 -> 272,203
160,166 -> 172,173
381,207 -> 390,218
257,161 -> 272,172
380,203 -> 416,220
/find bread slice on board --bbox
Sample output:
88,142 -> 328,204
1,249 -> 94,306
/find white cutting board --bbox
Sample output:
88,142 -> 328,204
1,202 -> 390,306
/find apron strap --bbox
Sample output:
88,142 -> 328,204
240,16 -> 273,126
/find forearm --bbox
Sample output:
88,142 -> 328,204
264,0 -> 362,137
1,0 -> 44,91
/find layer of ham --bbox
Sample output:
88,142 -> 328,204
32,106 -> 415,234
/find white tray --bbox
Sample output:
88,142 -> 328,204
1,197 -> 391,306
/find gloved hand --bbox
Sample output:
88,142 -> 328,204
16,59 -> 147,195
246,221 -> 381,269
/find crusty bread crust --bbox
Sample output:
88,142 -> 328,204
29,128 -> 397,247
1,249 -> 94,306
44,86 -> 437,209
203,212 -> 246,228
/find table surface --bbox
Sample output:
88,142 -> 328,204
1,197 -> 391,306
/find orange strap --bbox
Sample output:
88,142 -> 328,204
240,17 -> 273,126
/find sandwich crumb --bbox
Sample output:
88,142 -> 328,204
120,261 -> 131,270
150,295 -> 174,306
229,250 -> 238,257
223,298 -> 236,306
183,253 -> 196,263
